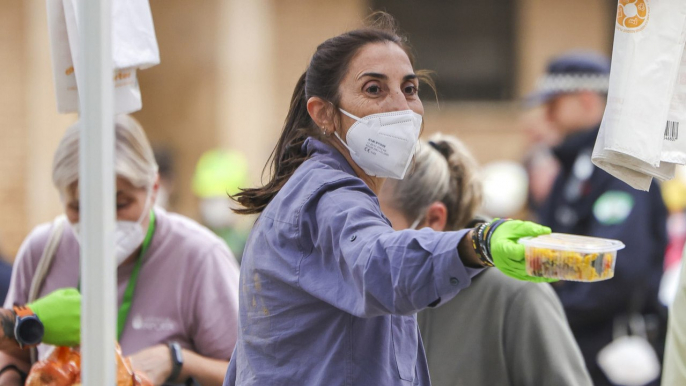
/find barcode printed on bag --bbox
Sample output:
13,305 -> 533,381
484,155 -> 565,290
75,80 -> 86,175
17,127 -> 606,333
665,121 -> 679,142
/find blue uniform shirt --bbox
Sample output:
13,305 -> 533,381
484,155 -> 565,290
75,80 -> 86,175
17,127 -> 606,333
538,128 -> 668,386
224,138 -> 480,386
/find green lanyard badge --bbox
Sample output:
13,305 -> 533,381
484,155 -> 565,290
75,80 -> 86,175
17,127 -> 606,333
78,209 -> 156,341
117,209 -> 156,340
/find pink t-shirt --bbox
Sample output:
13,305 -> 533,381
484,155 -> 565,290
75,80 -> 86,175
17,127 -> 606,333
5,208 -> 240,359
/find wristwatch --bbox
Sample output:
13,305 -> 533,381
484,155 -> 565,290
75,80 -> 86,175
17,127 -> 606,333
12,305 -> 44,349
167,341 -> 184,383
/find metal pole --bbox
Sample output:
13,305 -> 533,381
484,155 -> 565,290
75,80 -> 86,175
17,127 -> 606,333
78,0 -> 116,384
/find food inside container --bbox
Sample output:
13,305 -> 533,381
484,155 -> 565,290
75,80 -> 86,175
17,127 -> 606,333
518,233 -> 625,282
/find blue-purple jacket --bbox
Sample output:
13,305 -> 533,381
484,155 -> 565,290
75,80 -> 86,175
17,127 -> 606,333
224,138 -> 480,386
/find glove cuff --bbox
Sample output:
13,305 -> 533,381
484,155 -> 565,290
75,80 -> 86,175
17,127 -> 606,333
484,219 -> 511,258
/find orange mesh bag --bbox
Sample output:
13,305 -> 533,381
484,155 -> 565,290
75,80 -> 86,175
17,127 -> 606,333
25,345 -> 152,386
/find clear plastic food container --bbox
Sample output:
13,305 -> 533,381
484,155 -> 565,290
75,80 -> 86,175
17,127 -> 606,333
518,233 -> 625,282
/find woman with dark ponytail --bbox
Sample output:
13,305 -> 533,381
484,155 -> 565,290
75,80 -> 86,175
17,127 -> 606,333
225,13 -> 553,386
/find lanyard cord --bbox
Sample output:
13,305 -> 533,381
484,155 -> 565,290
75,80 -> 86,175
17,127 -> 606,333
117,209 -> 156,340
78,209 -> 156,341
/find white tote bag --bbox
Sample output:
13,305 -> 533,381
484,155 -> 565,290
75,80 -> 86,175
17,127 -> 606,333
47,0 -> 159,114
593,0 -> 686,190
46,0 -> 79,114
662,45 -> 686,165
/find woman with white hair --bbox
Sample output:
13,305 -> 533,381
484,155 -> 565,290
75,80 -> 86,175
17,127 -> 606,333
0,115 -> 240,386
379,134 -> 593,386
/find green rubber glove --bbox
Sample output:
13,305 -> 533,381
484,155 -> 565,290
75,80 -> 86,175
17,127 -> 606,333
489,220 -> 558,283
27,288 -> 81,346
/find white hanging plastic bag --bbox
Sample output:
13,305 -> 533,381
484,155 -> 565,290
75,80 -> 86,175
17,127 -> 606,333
594,124 -> 659,190
111,0 -> 160,70
662,46 -> 686,165
63,0 -> 151,114
46,0 -> 79,114
592,0 -> 686,190
113,67 -> 143,116
49,0 -> 159,114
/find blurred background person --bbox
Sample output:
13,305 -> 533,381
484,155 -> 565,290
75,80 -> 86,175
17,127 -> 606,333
657,167 -> 686,308
192,149 -> 251,263
520,108 -> 562,220
379,134 -> 591,386
660,167 -> 686,385
531,51 -> 668,386
0,116 -> 240,386
152,146 -> 177,211
0,248 -> 12,305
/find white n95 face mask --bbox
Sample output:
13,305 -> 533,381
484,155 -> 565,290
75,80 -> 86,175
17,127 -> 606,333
70,190 -> 152,265
114,217 -> 147,265
335,108 -> 422,179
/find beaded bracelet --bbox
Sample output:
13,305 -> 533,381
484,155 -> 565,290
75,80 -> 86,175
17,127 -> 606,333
477,223 -> 492,265
471,222 -> 494,267
470,223 -> 485,259
470,223 -> 483,255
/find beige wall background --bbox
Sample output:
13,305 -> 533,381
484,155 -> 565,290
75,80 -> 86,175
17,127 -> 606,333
0,0 -> 613,258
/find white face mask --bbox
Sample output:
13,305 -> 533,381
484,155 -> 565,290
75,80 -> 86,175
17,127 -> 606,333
335,108 -> 422,179
596,314 -> 661,386
113,215 -> 148,265
70,191 -> 152,266
597,336 -> 660,386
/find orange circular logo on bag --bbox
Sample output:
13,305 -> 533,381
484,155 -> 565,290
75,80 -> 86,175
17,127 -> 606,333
617,0 -> 649,32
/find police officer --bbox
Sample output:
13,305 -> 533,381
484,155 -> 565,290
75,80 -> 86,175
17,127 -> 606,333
531,52 -> 668,386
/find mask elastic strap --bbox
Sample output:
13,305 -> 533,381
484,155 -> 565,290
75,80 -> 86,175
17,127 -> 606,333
334,132 -> 355,155
335,108 -> 362,153
339,108 -> 361,121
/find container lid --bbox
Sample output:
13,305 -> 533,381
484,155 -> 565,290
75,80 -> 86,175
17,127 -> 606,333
518,233 -> 625,253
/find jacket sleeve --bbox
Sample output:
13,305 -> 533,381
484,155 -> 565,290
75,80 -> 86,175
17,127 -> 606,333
297,180 -> 481,318
553,181 -> 667,328
505,282 -> 593,386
